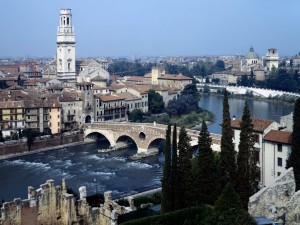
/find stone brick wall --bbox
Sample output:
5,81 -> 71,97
0,180 -> 134,225
0,134 -> 83,156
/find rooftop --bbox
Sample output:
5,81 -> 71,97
264,130 -> 292,144
231,118 -> 274,133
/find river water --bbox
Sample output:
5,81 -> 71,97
0,95 -> 294,202
199,94 -> 294,134
0,142 -> 164,202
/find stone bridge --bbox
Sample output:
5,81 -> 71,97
83,122 -> 221,154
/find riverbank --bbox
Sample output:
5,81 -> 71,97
201,90 -> 297,105
0,140 -> 86,161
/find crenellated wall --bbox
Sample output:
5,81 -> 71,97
0,179 -> 133,225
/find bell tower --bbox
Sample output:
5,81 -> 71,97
56,9 -> 76,83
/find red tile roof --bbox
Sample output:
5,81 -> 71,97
95,94 -> 125,102
231,118 -> 274,133
264,130 -> 292,144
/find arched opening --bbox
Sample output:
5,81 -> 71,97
139,132 -> 146,140
115,135 -> 138,156
85,115 -> 92,123
85,132 -> 111,145
147,138 -> 166,153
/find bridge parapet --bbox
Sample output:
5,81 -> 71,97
83,122 -> 221,154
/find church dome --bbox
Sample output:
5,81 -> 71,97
245,46 -> 259,59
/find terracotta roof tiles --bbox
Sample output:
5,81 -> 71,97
264,130 -> 292,144
231,118 -> 274,133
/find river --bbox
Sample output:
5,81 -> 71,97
0,142 -> 164,202
199,94 -> 294,134
0,95 -> 294,202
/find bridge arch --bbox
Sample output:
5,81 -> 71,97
85,131 -> 115,147
147,137 -> 166,153
115,135 -> 138,149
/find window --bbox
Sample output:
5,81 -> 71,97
277,172 -> 281,177
277,157 -> 282,167
57,115 -> 60,118
254,134 -> 260,143
232,130 -> 235,139
278,144 -> 282,152
58,122 -> 60,126
49,122 -> 51,127
253,148 -> 260,162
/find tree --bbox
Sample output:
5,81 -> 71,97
0,130 -> 4,142
287,98 -> 300,191
22,129 -> 38,151
236,101 -> 258,209
171,124 -> 179,211
148,90 -> 165,114
128,109 -> 146,122
194,120 -> 217,205
161,124 -> 172,213
177,126 -> 193,209
181,83 -> 200,102
219,89 -> 236,190
214,60 -> 225,71
207,184 -> 256,225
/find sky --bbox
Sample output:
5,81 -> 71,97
0,0 -> 299,58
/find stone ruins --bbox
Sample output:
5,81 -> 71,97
249,167 -> 300,225
0,179 -> 136,225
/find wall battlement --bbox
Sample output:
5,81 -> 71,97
0,179 -> 131,225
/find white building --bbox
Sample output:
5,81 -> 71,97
241,46 -> 263,72
262,130 -> 291,186
265,48 -> 279,73
231,118 -> 291,187
56,9 -> 76,83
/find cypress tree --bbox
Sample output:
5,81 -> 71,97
161,124 -> 172,213
212,184 -> 256,225
177,126 -> 193,209
219,89 -> 236,190
287,98 -> 300,191
195,120 -> 217,205
171,123 -> 179,211
236,101 -> 258,209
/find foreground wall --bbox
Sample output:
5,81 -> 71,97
249,168 -> 300,225
0,180 -> 133,225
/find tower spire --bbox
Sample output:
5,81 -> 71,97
56,9 -> 76,83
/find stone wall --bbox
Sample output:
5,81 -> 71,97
249,167 -> 300,225
0,134 -> 83,156
0,180 -> 134,225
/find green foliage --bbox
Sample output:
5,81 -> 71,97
171,124 -> 179,211
287,98 -> 300,191
0,80 -> 7,89
219,89 -> 236,190
236,101 -> 258,209
148,90 -> 165,114
161,124 -> 172,214
108,61 -> 154,77
129,109 -> 146,122
121,206 -> 214,225
255,68 -> 300,93
215,60 -> 225,71
180,84 -> 200,101
43,127 -> 52,135
204,184 -> 256,225
194,121 -> 217,205
11,132 -> 19,140
22,129 -> 39,151
177,127 -> 193,209
0,130 -> 4,142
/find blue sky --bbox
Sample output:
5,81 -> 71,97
0,0 -> 299,57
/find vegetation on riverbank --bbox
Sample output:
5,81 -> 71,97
129,83 -> 215,128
